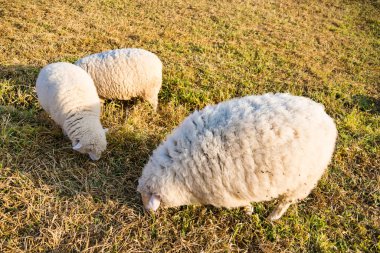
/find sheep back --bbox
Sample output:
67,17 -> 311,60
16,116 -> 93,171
36,62 -> 100,126
75,48 -> 162,108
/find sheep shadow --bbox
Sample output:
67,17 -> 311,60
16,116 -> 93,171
1,104 -> 155,213
0,64 -> 40,82
0,64 -> 41,110
352,94 -> 380,114
0,64 -> 158,214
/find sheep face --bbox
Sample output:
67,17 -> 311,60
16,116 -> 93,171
137,175 -> 163,211
140,191 -> 161,211
137,168 -> 197,212
138,180 -> 204,212
73,128 -> 107,160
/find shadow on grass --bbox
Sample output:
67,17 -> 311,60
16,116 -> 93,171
0,64 -> 40,82
0,64 -> 41,109
352,94 -> 380,114
0,104 -> 155,214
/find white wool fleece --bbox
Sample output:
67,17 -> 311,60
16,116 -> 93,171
137,93 -> 338,220
75,48 -> 162,111
36,62 -> 107,160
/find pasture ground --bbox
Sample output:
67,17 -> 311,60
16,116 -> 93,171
0,0 -> 379,252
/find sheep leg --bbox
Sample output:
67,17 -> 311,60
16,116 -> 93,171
150,99 -> 158,112
144,84 -> 160,111
144,95 -> 158,111
267,199 -> 293,221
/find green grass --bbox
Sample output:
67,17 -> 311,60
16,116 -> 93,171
0,0 -> 379,252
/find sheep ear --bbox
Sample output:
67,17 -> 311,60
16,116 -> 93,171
103,128 -> 109,134
73,142 -> 82,150
147,194 -> 161,211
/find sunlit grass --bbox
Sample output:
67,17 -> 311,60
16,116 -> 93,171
0,0 -> 379,252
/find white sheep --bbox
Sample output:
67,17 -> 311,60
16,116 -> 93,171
75,48 -> 163,111
36,62 -> 107,160
137,93 -> 337,220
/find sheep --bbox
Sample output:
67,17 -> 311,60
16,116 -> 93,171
36,62 -> 107,160
137,93 -> 337,220
75,48 -> 163,111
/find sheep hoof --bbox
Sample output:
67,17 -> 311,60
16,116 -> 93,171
267,211 -> 282,221
267,200 -> 292,221
244,205 -> 253,215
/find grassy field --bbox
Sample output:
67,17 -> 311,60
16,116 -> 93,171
0,0 -> 379,252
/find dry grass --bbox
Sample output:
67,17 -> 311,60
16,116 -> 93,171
0,0 -> 379,252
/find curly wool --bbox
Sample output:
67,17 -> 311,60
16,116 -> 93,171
137,93 -> 337,220
36,62 -> 107,160
75,48 -> 162,110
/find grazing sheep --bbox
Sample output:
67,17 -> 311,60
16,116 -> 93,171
137,93 -> 337,220
75,48 -> 162,111
36,62 -> 107,160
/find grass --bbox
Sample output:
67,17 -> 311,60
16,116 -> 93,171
0,0 -> 379,252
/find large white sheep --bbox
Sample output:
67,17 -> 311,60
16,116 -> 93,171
137,93 -> 337,220
75,48 -> 162,111
36,62 -> 107,160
